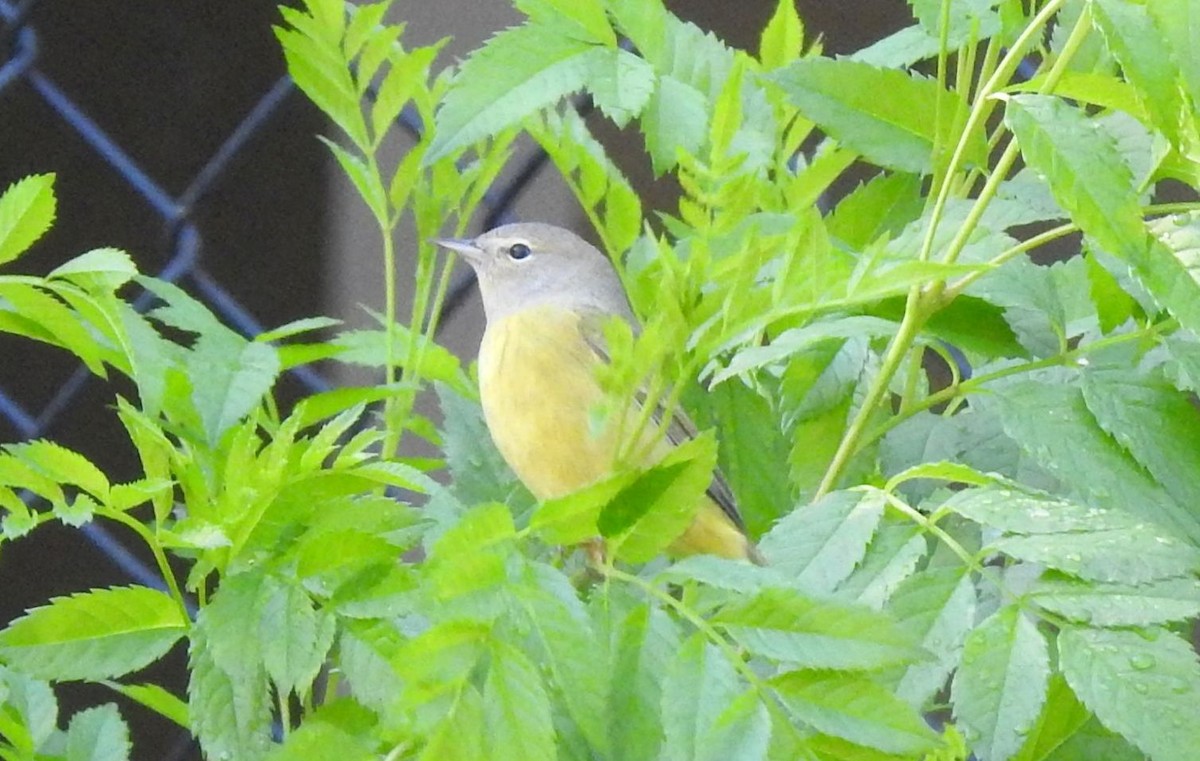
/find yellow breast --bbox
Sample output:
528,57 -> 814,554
476,305 -> 756,562
477,305 -> 617,499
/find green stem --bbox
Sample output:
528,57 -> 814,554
863,318 -> 1178,446
938,3 -> 1091,270
944,222 -> 1077,300
816,288 -> 929,497
917,0 -> 1068,264
101,508 -> 189,621
605,566 -> 770,694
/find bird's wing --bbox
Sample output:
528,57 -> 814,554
576,310 -> 747,532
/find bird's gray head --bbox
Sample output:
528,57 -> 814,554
435,223 -> 633,324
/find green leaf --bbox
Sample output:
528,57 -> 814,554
661,635 -> 769,761
513,0 -> 615,46
691,381 -> 791,537
516,562 -> 608,753
4,440 -> 110,501
759,0 -> 804,69
188,626 -> 273,761
1058,626 -> 1200,761
945,486 -> 1200,583
603,431 -> 717,563
0,586 -> 187,681
835,516 -> 927,609
890,565 -> 976,708
1030,573 -> 1200,627
320,138 -> 387,224
826,171 -> 924,251
259,578 -> 336,697
587,47 -> 656,128
426,502 -> 516,600
102,681 -> 188,729
420,685 -> 486,761
1081,369 -> 1200,533
427,24 -> 600,163
483,641 -> 555,761
435,383 -> 530,509
276,24 -> 369,151
992,382 -> 1200,545
1010,674 -> 1092,761
0,173 -> 56,266
605,604 -> 678,761
0,282 -> 109,375
336,622 -> 404,714
1091,0 -> 1185,146
48,247 -> 138,290
771,670 -> 941,755
65,704 -> 130,761
0,666 -> 58,753
642,74 -> 709,174
264,700 -> 378,761
371,45 -> 439,141
1005,94 -> 1200,334
759,490 -> 885,594
333,327 -> 469,390
770,58 -> 984,174
1147,0 -> 1200,111
950,605 -> 1050,761
712,588 -> 922,669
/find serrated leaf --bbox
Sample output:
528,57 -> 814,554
658,554 -> 789,594
483,641 -> 555,761
1091,0 -> 1185,146
1005,94 -> 1200,334
1147,0 -> 1200,111
0,173 -> 56,266
65,704 -> 130,761
0,665 -> 58,752
1059,626 -> 1200,761
951,605 -> 1050,761
642,74 -> 709,173
691,381 -> 791,537
276,26 -> 369,151
587,47 -> 656,127
436,383 -> 527,508
516,562 -> 608,753
826,171 -> 924,251
48,247 -> 137,290
0,282 -> 109,375
336,622 -> 404,714
603,432 -> 716,563
1009,674 -> 1092,761
891,566 -> 976,708
371,45 -> 438,141
758,490 -> 885,594
1031,574 -> 1200,627
712,588 -> 922,669
4,440 -> 110,501
661,635 -> 761,761
321,138 -> 387,225
0,586 -> 187,681
835,517 -> 928,609
759,0 -> 804,69
264,701 -> 377,761
770,59 -> 984,174
188,626 -> 273,761
606,604 -> 678,761
260,578 -> 336,697
1081,369 -> 1200,529
420,685 -> 486,761
514,0 -> 615,45
427,24 -> 600,163
771,670 -> 941,755
992,382 -> 1200,545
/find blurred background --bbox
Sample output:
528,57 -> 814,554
0,1 -> 904,756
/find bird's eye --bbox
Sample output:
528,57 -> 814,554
507,242 -> 532,261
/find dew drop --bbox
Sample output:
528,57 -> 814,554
1128,653 -> 1156,670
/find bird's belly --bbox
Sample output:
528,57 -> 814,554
477,308 -> 616,499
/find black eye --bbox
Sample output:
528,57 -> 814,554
507,242 -> 531,260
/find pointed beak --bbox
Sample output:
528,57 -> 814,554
432,237 -> 484,265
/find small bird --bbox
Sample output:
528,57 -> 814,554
436,223 -> 763,563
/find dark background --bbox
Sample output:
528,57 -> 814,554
0,2 -> 904,757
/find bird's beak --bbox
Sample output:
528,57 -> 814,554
432,237 -> 484,265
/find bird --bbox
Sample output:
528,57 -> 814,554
436,222 -> 763,564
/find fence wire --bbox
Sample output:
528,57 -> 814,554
0,4 -> 552,756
